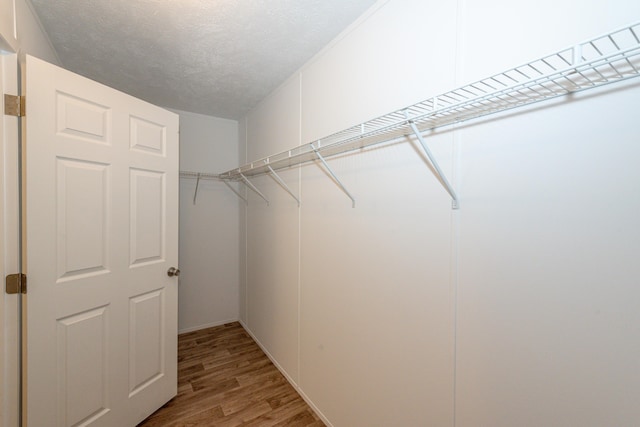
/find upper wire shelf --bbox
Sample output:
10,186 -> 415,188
180,171 -> 220,180
218,21 -> 640,182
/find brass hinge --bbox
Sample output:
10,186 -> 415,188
5,273 -> 27,294
4,94 -> 25,117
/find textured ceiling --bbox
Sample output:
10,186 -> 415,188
29,0 -> 378,119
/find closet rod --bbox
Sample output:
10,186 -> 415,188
217,21 -> 640,206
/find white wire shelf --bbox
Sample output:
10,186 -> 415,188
180,171 -> 221,180
217,21 -> 639,186
179,170 -> 248,205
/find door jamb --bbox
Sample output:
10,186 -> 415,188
1,51 -> 21,427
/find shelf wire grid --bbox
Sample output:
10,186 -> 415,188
218,21 -> 640,180
180,171 -> 221,180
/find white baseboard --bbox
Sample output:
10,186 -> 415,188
178,318 -> 239,334
238,320 -> 333,427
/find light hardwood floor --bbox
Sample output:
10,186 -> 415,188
138,322 -> 325,427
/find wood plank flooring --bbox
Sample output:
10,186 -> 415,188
138,322 -> 325,427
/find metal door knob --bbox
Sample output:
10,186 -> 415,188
167,267 -> 180,277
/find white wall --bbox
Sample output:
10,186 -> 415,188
244,76 -> 302,381
175,110 -> 240,333
455,3 -> 640,426
240,0 -> 640,426
0,0 -> 59,63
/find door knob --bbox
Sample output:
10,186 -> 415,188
167,267 -> 180,277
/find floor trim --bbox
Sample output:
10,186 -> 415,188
238,320 -> 333,427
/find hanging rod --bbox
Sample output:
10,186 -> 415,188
217,21 -> 640,206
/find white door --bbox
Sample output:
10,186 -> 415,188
24,55 -> 179,427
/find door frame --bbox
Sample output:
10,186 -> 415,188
1,51 -> 21,427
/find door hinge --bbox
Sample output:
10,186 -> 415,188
4,94 -> 25,117
5,273 -> 27,294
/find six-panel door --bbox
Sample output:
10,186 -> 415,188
25,55 -> 179,427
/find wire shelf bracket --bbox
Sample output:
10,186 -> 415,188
180,170 -> 251,204
240,173 -> 270,206
404,111 -> 459,209
180,170 -> 218,204
267,165 -> 301,206
192,173 -> 201,205
216,21 -> 640,209
223,180 -> 248,204
311,142 -> 356,208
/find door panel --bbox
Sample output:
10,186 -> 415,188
56,92 -> 111,144
128,289 -> 164,396
130,116 -> 165,155
25,55 -> 178,427
56,158 -> 110,281
56,306 -> 109,427
130,169 -> 165,266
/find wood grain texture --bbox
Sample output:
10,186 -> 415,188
138,322 -> 325,427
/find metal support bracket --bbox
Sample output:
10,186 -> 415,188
192,173 -> 201,205
6,273 -> 27,294
239,173 -> 270,206
311,142 -> 356,208
405,112 -> 459,210
267,165 -> 300,206
222,180 -> 248,205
